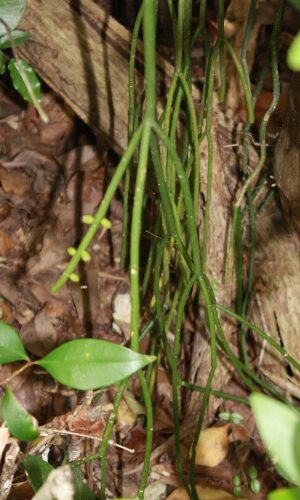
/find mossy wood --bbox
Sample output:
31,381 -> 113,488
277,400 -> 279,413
17,0 -> 174,153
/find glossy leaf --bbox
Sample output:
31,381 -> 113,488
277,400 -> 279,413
287,32 -> 300,71
0,0 -> 26,36
3,386 -> 39,441
22,455 -> 54,492
0,29 -> 30,49
250,393 -> 300,486
269,487 -> 300,500
36,339 -> 156,390
0,321 -> 28,364
8,58 -> 41,104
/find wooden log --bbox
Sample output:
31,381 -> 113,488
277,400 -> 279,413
17,0 -> 174,153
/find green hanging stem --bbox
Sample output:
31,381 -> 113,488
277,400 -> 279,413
99,381 -> 127,500
217,0 -> 226,102
120,4 -> 144,267
224,39 -> 254,124
51,125 -> 142,293
129,1 -> 157,496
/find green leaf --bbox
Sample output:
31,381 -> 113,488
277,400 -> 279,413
269,487 -> 300,500
8,58 -> 41,104
288,0 -> 300,11
2,386 -> 39,441
0,0 -> 26,36
250,393 -> 300,486
0,321 -> 28,363
22,455 -> 54,492
287,32 -> 300,71
0,50 -> 5,74
0,29 -> 30,49
72,467 -> 96,499
36,339 -> 156,390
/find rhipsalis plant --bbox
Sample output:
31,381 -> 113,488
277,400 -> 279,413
49,0 -> 300,498
1,0 -> 298,499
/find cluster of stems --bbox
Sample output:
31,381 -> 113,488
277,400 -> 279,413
51,0 -> 295,499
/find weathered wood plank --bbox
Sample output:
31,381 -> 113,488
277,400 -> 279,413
17,0 -> 173,153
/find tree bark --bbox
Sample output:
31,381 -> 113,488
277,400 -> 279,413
17,0 -> 174,153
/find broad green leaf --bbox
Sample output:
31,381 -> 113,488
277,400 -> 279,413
0,0 -> 26,36
8,58 -> 41,104
0,320 -> 28,363
0,50 -> 5,74
3,385 -> 39,441
72,467 -> 96,499
22,455 -> 54,492
288,0 -> 300,10
269,487 -> 300,499
287,32 -> 300,71
0,29 -> 30,49
36,339 -> 156,390
250,393 -> 300,486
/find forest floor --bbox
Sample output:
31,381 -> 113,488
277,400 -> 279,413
0,1 -> 298,499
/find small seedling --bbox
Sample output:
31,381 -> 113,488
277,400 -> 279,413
218,411 -> 244,425
232,475 -> 242,497
248,466 -> 261,494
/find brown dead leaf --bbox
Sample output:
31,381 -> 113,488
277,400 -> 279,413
0,362 -> 54,418
5,480 -> 34,499
167,485 -> 243,500
0,228 -> 16,255
27,227 -> 70,275
123,389 -> 146,417
0,298 -> 14,323
58,145 -> 102,180
153,406 -> 174,432
66,167 -> 104,215
0,166 -> 31,196
52,402 -> 112,437
0,199 -> 11,222
20,299 -> 70,357
115,400 -> 137,436
25,93 -> 76,156
193,424 -> 230,467
122,425 -> 146,456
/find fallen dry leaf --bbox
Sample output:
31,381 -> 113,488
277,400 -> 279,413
0,199 -> 11,221
20,299 -> 70,357
193,424 -> 230,467
0,228 -> 16,255
58,145 -> 101,180
144,480 -> 167,499
115,400 -> 137,437
167,484 -> 243,500
0,298 -> 14,323
52,401 -> 112,437
0,166 -> 31,196
123,389 -> 146,417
